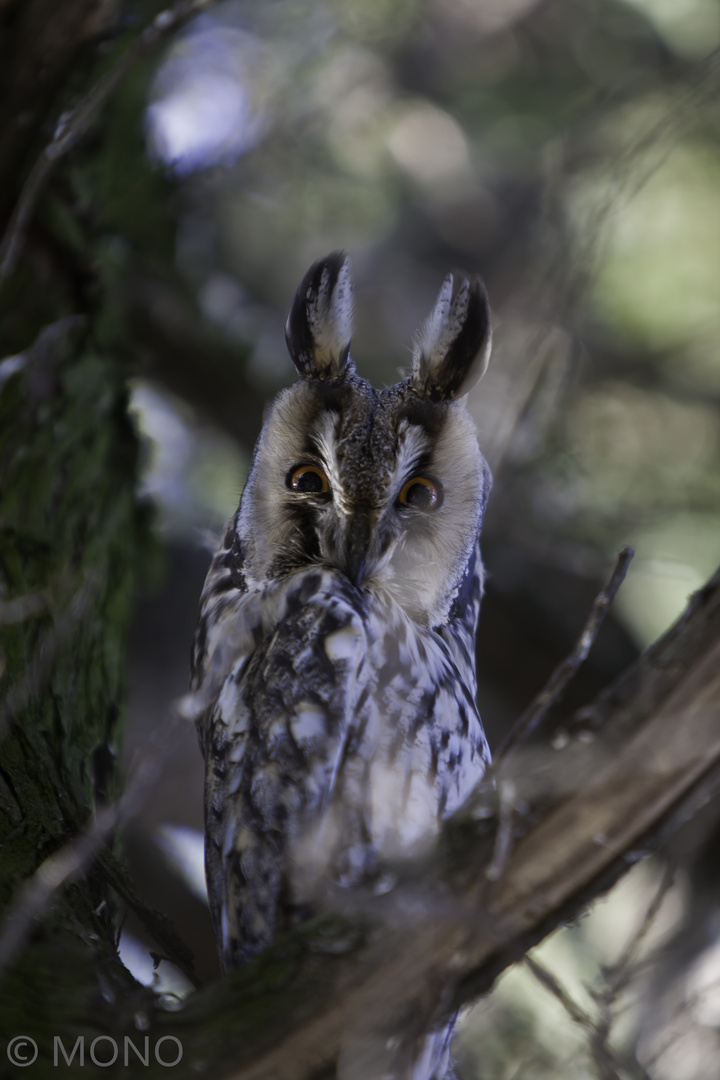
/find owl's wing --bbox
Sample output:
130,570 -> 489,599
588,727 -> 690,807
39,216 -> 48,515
202,568 -> 367,969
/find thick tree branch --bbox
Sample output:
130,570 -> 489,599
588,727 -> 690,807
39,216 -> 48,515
20,565 -> 715,1080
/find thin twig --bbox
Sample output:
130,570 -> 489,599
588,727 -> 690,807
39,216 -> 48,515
525,954 -> 597,1032
0,315 -> 86,398
0,708 -> 190,981
496,546 -> 634,760
598,862 -> 676,1002
583,864 -> 675,1080
525,955 -> 653,1080
98,848 -> 199,988
0,0 -> 215,291
642,969 -> 720,1072
485,779 -> 516,882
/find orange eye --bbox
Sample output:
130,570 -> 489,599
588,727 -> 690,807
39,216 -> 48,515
287,464 -> 330,495
397,476 -> 441,511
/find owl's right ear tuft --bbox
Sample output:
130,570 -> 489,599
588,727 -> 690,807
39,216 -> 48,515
285,252 -> 355,380
411,272 -> 491,401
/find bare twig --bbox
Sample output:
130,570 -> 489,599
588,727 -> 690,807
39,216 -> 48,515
642,969 -> 720,1072
579,863 -> 676,1079
485,778 -> 516,882
0,708 -> 190,981
525,955 -> 652,1080
599,862 -> 676,1003
485,53 -> 720,484
98,847 -> 199,988
0,0 -> 215,290
0,314 -> 86,395
524,954 -> 599,1034
496,546 -> 635,760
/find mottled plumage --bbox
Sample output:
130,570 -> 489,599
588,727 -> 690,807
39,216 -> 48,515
191,253 -> 492,1079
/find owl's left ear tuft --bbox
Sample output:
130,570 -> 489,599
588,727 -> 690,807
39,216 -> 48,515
411,273 -> 491,401
285,252 -> 355,380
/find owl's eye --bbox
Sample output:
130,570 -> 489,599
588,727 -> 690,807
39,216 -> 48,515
397,476 -> 442,511
287,464 -> 330,495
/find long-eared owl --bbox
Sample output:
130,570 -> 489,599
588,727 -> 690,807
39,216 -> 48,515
191,253 -> 492,1079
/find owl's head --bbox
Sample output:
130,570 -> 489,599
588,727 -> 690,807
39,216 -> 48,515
235,253 -> 492,628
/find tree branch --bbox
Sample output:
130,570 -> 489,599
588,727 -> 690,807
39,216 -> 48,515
497,545 -> 635,758
17,564 -> 716,1080
0,0 -> 215,290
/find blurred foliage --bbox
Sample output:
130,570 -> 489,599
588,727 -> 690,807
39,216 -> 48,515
127,0 -> 720,648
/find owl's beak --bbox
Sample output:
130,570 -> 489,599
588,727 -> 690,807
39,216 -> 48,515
343,507 -> 371,588
346,550 -> 366,588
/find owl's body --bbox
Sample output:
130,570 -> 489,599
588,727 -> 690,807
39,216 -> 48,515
192,254 -> 492,1079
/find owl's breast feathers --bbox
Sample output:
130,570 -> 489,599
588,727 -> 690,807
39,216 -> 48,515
193,557 -> 489,969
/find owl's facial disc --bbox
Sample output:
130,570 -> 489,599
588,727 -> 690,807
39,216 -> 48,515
283,435 -> 445,588
236,376 -> 489,625
235,252 -> 492,624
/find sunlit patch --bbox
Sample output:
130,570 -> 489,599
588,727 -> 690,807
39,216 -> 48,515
368,759 -> 438,856
386,103 -> 469,184
155,824 -> 208,903
434,0 -> 542,35
118,930 -> 195,996
146,20 -> 267,175
129,379 -> 248,534
620,0 -> 720,56
574,142 -> 720,362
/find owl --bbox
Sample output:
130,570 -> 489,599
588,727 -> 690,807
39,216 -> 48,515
191,253 -> 492,1079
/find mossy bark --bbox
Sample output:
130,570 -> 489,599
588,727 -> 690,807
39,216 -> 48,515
0,318 -> 150,1075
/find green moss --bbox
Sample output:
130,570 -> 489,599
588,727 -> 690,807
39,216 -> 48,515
0,320 -> 145,932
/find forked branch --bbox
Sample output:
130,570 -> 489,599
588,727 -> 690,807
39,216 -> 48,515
47,566 -> 720,1079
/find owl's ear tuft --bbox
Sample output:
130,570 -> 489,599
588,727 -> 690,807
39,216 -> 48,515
285,252 -> 355,380
411,273 -> 491,401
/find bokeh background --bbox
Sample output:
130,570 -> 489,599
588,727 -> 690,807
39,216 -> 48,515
10,0 -> 720,1075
